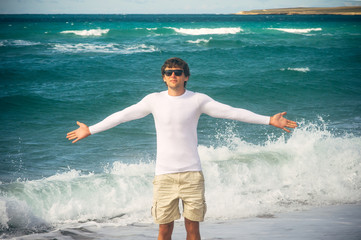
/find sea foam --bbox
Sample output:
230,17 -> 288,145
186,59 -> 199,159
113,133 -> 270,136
281,67 -> 310,73
268,28 -> 322,34
0,40 -> 41,47
53,43 -> 158,54
201,118 -> 361,218
0,119 -> 360,232
187,37 -> 213,44
60,29 -> 110,36
170,27 -> 243,35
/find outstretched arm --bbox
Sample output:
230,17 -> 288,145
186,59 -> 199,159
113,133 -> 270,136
199,94 -> 297,132
66,121 -> 91,143
66,94 -> 152,143
269,112 -> 297,133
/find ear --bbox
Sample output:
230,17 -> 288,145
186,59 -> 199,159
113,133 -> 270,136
162,76 -> 168,86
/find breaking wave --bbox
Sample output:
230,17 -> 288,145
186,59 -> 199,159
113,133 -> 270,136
52,43 -> 159,54
1,118 -> 360,236
186,37 -> 213,44
268,28 -> 322,34
60,29 -> 110,36
281,67 -> 310,73
0,40 -> 41,47
169,27 -> 243,35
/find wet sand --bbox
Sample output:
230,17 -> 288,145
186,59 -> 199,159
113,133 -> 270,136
15,204 -> 361,240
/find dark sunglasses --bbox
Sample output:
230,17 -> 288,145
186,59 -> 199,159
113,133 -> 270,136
164,70 -> 184,76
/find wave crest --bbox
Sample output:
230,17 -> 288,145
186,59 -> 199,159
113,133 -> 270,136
200,118 -> 361,218
186,37 -> 213,44
281,67 -> 310,72
170,27 -> 243,35
52,43 -> 158,54
1,119 -> 360,232
0,40 -> 41,47
60,29 -> 110,36
0,162 -> 155,234
268,28 -> 322,34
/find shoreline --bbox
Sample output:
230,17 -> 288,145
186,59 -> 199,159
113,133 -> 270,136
10,204 -> 361,240
235,6 -> 361,15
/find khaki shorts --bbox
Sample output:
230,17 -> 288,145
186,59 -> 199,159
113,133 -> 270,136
151,171 -> 207,224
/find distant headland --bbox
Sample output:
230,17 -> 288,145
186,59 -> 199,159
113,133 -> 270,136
235,6 -> 361,15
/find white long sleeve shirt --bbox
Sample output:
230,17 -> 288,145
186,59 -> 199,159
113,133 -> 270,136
89,90 -> 270,175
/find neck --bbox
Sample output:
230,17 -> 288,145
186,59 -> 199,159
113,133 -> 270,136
167,87 -> 186,96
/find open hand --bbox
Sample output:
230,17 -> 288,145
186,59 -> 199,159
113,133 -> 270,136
269,112 -> 297,133
66,121 -> 91,143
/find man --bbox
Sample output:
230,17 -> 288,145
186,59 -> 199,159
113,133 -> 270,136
67,57 -> 297,240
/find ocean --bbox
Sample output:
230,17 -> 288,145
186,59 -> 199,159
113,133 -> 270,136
0,14 -> 361,239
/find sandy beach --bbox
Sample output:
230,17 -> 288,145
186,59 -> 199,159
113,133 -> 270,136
14,204 -> 361,240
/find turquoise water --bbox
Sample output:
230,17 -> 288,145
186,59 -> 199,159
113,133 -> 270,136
0,14 -> 361,238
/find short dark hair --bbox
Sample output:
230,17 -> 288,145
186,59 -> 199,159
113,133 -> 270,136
161,57 -> 190,77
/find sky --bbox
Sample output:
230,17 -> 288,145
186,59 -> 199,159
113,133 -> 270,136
0,0 -> 360,14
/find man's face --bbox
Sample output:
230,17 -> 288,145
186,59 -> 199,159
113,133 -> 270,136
162,67 -> 189,90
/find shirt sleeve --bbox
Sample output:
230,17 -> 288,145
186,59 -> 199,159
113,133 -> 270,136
89,95 -> 152,135
199,93 -> 270,125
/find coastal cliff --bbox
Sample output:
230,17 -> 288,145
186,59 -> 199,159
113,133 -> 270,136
235,6 -> 361,15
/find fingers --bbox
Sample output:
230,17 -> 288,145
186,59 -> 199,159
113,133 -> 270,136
286,120 -> 298,128
67,122 -> 82,142
66,130 -> 76,137
67,133 -> 80,143
66,131 -> 76,137
67,135 -> 77,140
283,128 -> 291,133
282,119 -> 298,132
66,127 -> 79,142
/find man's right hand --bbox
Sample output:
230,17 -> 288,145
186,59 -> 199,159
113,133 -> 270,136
66,121 -> 91,143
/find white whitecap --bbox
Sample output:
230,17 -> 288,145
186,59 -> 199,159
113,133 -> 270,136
123,43 -> 159,54
170,27 -> 243,35
199,118 -> 361,218
0,40 -> 41,47
187,37 -> 213,44
268,28 -> 322,34
60,29 -> 110,36
281,67 -> 310,73
52,43 -> 158,54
